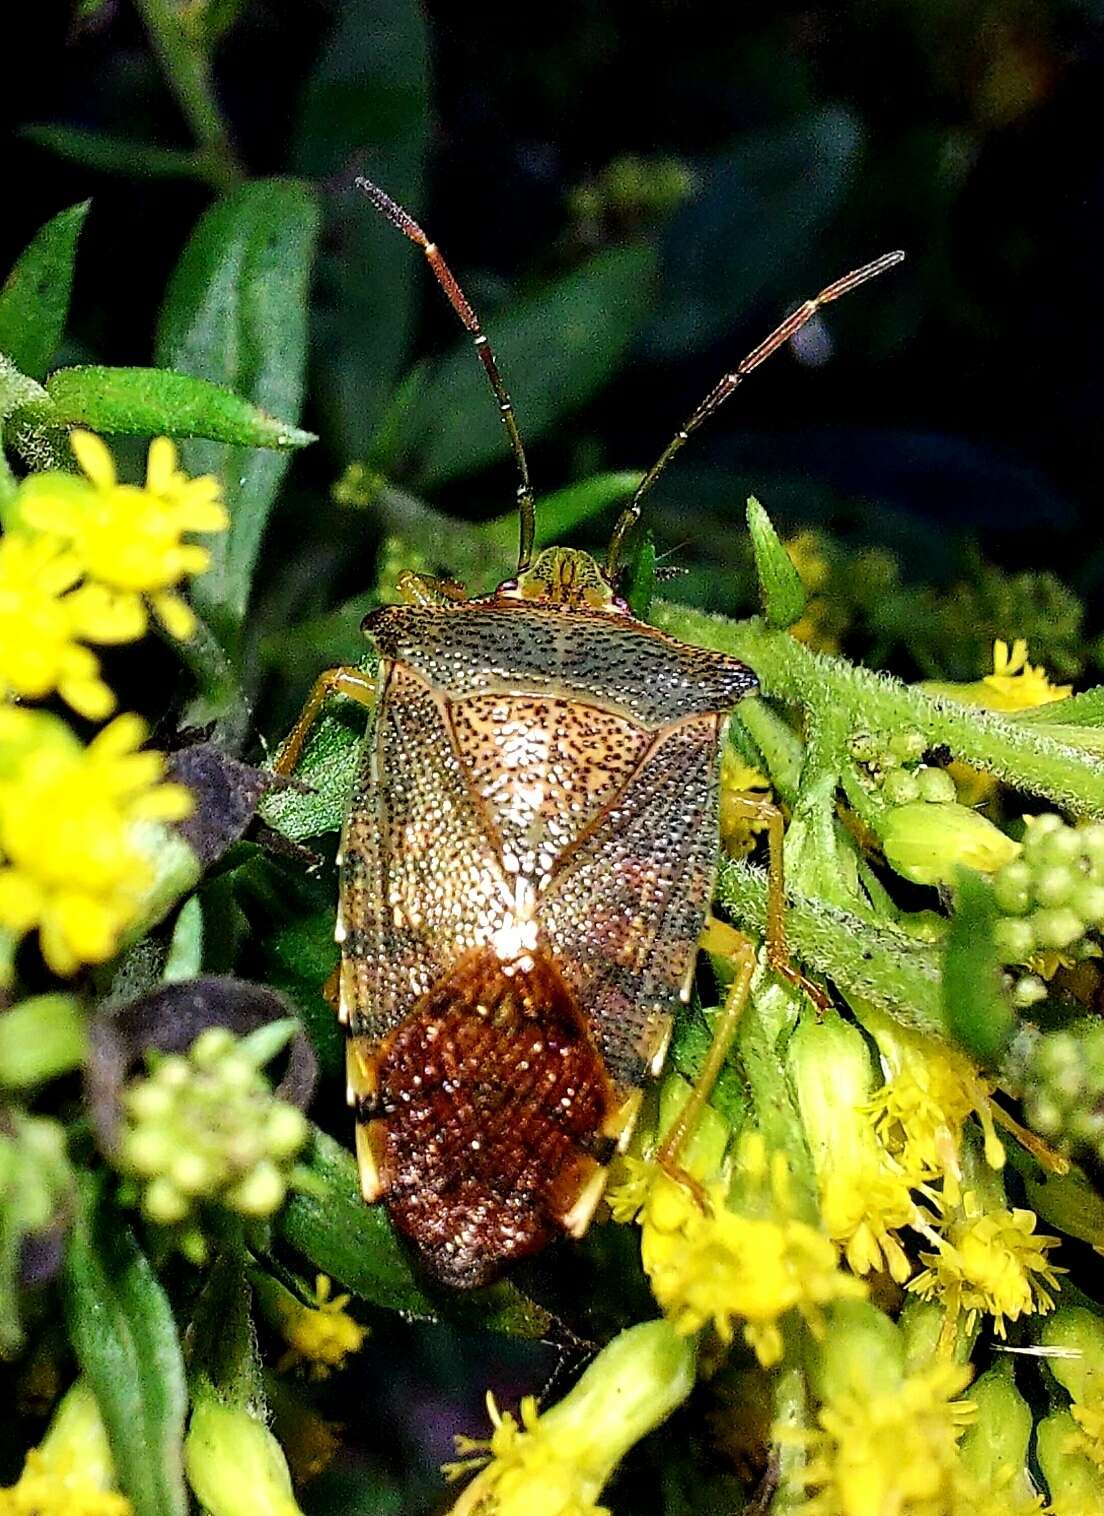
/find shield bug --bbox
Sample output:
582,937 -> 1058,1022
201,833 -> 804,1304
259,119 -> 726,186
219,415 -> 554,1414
275,180 -> 902,1287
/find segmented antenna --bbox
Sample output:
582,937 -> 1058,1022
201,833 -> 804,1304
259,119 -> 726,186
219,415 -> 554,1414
355,177 -> 537,573
605,249 -> 906,581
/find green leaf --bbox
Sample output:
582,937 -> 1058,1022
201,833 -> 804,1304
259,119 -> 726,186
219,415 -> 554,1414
293,0 -> 430,454
279,1128 -> 553,1339
63,1179 -> 188,1516
408,242 -> 659,488
260,689 -> 370,841
747,495 -> 806,629
156,179 -> 320,635
39,365 -> 315,448
0,201 -> 89,380
942,870 -> 1015,1062
22,126 -> 210,183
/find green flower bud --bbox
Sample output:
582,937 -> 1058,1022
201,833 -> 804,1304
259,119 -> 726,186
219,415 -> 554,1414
124,1081 -> 176,1124
916,766 -> 957,804
185,1396 -> 306,1516
170,1151 -> 215,1196
1011,974 -> 1047,1008
883,770 -> 920,806
993,859 -> 1034,915
1037,1411 -> 1104,1516
143,1176 -> 189,1225
880,802 -> 1020,887
1074,882 -> 1104,925
191,1027 -> 237,1068
1083,823 -> 1104,872
1033,907 -> 1083,950
265,1106 -> 309,1160
887,729 -> 927,765
993,916 -> 1036,963
957,1362 -> 1034,1493
1035,865 -> 1077,908
154,1054 -> 191,1090
120,1125 -> 176,1178
228,1160 -> 286,1218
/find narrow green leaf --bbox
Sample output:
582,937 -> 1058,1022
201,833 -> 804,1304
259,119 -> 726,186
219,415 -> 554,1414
293,0 -> 429,454
22,125 -> 210,182
409,243 -> 659,488
40,365 -> 315,448
279,1128 -> 553,1339
942,870 -> 1015,1062
747,495 -> 806,629
0,201 -> 89,380
63,1179 -> 188,1516
156,179 -> 320,635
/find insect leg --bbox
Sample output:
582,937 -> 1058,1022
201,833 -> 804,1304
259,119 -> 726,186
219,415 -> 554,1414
272,666 -> 377,776
726,793 -> 830,1011
657,933 -> 757,1174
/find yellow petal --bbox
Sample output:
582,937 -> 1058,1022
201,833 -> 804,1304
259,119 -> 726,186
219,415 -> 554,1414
145,436 -> 180,495
180,497 -> 229,533
0,869 -> 43,932
177,545 -> 211,575
90,713 -> 148,759
70,430 -> 117,490
59,672 -> 117,722
53,890 -> 121,964
69,585 -> 149,644
152,592 -> 197,641
131,782 -> 194,822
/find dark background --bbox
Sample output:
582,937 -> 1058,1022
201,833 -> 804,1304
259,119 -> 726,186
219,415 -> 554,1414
5,3 -> 1103,1510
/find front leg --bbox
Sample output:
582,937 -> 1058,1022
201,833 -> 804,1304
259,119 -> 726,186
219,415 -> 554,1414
272,666 -> 377,777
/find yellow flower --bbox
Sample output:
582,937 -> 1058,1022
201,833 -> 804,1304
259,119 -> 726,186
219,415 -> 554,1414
1068,1399 -> 1104,1473
789,1013 -> 919,1284
908,1190 -> 1063,1340
795,1356 -> 974,1516
718,750 -> 772,858
0,1378 -> 132,1516
880,800 -> 1021,887
0,533 -> 119,719
860,1003 -> 1004,1204
629,1136 -> 866,1368
984,639 -> 1072,711
444,1321 -> 694,1516
20,431 -> 227,640
274,1275 -> 367,1378
0,709 -> 192,975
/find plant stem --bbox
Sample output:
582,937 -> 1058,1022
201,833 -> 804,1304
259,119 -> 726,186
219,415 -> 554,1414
132,0 -> 243,191
654,604 -> 1104,816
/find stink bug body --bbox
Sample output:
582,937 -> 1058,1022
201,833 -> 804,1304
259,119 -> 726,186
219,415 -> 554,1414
276,180 -> 902,1287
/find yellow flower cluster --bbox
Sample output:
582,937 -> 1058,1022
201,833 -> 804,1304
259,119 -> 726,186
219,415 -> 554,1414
796,1356 -> 975,1516
0,1379 -> 132,1516
274,1274 -> 367,1379
0,709 -> 191,974
2,432 -> 226,715
444,1393 -> 609,1516
0,432 -> 222,975
612,1135 -> 865,1368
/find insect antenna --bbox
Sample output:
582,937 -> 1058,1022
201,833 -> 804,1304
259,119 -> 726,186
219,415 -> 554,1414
605,249 -> 906,581
355,176 -> 538,573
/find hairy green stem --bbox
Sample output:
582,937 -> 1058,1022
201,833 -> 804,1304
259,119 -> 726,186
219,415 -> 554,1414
719,859 -> 944,1034
654,604 -> 1104,815
132,0 -> 243,190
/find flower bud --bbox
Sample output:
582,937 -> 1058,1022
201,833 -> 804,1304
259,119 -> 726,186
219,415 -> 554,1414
880,802 -> 1020,887
185,1396 -> 306,1516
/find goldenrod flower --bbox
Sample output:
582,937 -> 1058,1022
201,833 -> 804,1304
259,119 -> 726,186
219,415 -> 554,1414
444,1320 -> 694,1516
718,750 -> 772,858
797,1356 -> 974,1516
0,1377 -> 132,1516
909,1190 -> 1062,1339
1038,1411 -> 1104,1516
20,431 -> 227,641
860,1002 -> 1004,1204
0,533 -> 116,719
626,1135 -> 865,1367
1043,1309 -> 1104,1475
274,1275 -> 367,1378
0,709 -> 192,974
789,1014 -> 919,1283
